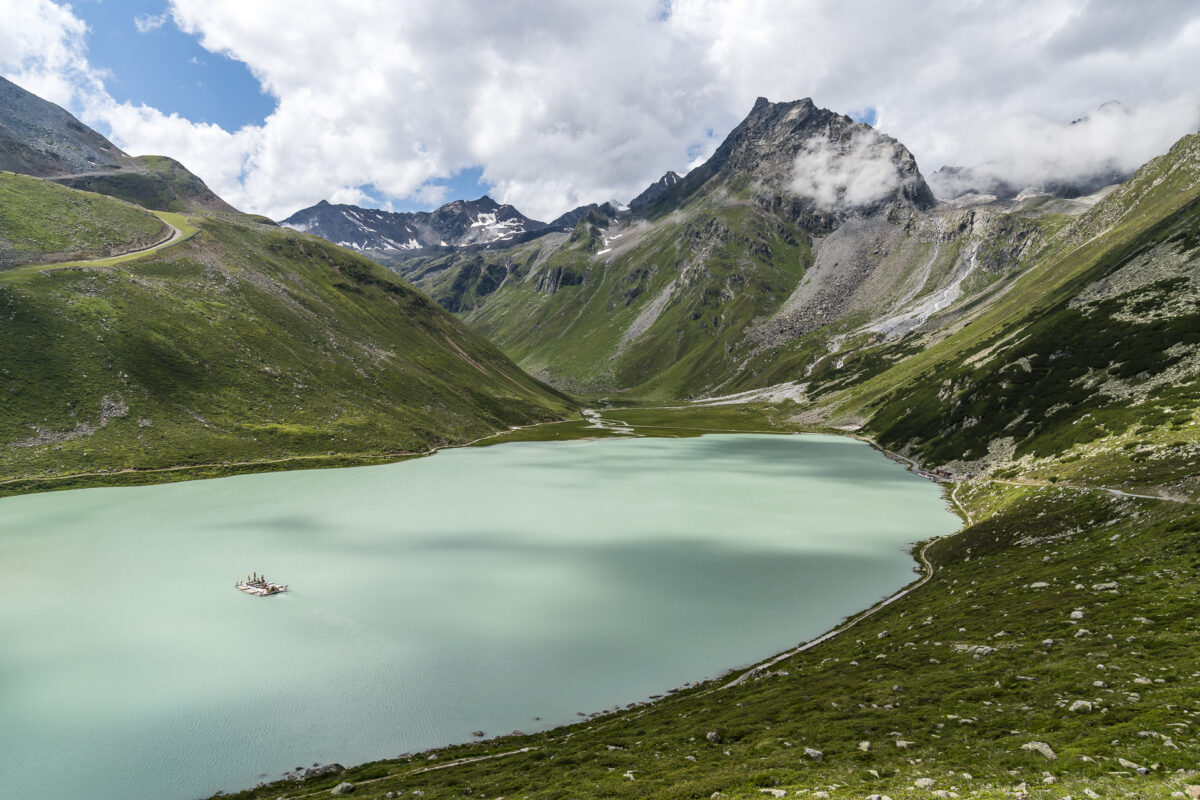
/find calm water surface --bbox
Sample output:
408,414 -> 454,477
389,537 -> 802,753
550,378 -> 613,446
0,434 -> 960,800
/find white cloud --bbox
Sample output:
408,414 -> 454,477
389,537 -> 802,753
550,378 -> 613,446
2,0 -> 1200,220
133,13 -> 168,33
790,128 -> 902,210
0,0 -> 103,109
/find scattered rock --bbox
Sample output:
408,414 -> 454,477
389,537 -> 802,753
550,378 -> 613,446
1042,776 -> 1057,785
1041,639 -> 1054,648
1021,741 -> 1057,760
471,730 -> 485,737
758,789 -> 786,798
1092,581 -> 1119,591
303,764 -> 345,780
804,747 -> 824,761
1071,610 -> 1085,619
1030,581 -> 1049,588
1069,700 -> 1093,712
914,777 -> 934,788
1184,785 -> 1200,799
858,740 -> 871,752
952,644 -> 995,657
706,730 -> 722,743
330,783 -> 354,795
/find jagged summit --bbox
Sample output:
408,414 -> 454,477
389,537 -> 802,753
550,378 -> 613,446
628,170 -> 682,211
636,96 -> 936,223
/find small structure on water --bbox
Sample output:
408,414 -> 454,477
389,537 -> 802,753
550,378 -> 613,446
236,571 -> 288,597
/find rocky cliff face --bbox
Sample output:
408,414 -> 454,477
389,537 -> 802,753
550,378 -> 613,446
0,75 -> 130,177
628,170 -> 681,211
0,76 -> 237,214
643,97 -> 936,228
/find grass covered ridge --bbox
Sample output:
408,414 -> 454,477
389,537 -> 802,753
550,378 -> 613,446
0,171 -> 168,268
0,210 -> 573,488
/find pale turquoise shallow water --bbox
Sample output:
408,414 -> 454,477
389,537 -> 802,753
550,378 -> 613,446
0,433 -> 960,800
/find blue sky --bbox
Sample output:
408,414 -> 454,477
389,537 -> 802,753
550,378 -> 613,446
70,0 -> 493,212
73,0 -> 271,129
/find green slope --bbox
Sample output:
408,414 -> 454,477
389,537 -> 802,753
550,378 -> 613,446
388,101 -> 1065,400
0,171 -> 168,268
0,183 -> 572,492
51,154 -> 238,213
823,133 -> 1200,496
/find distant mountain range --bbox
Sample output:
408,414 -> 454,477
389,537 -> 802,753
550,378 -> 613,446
280,194 -> 626,254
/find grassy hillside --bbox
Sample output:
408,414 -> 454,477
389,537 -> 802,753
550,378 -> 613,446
0,171 -> 167,268
52,154 -> 238,213
393,195 -> 1077,404
816,134 -> 1200,497
0,189 -> 573,493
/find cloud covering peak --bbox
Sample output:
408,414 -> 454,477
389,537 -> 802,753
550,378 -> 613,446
790,128 -> 905,210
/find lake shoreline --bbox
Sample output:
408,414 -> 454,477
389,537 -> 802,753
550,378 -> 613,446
1,409 -> 968,800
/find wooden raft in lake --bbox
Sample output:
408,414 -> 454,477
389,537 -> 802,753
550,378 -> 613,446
236,572 -> 288,597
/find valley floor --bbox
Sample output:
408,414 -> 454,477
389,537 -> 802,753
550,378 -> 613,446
74,402 -> 1181,800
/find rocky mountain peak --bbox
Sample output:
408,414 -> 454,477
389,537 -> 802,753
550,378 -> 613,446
0,75 -> 131,177
629,170 -> 683,211
637,96 -> 935,222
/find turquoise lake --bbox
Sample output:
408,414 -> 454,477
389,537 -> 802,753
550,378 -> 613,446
0,433 -> 961,800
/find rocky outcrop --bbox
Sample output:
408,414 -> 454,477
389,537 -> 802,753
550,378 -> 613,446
629,171 -> 682,211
